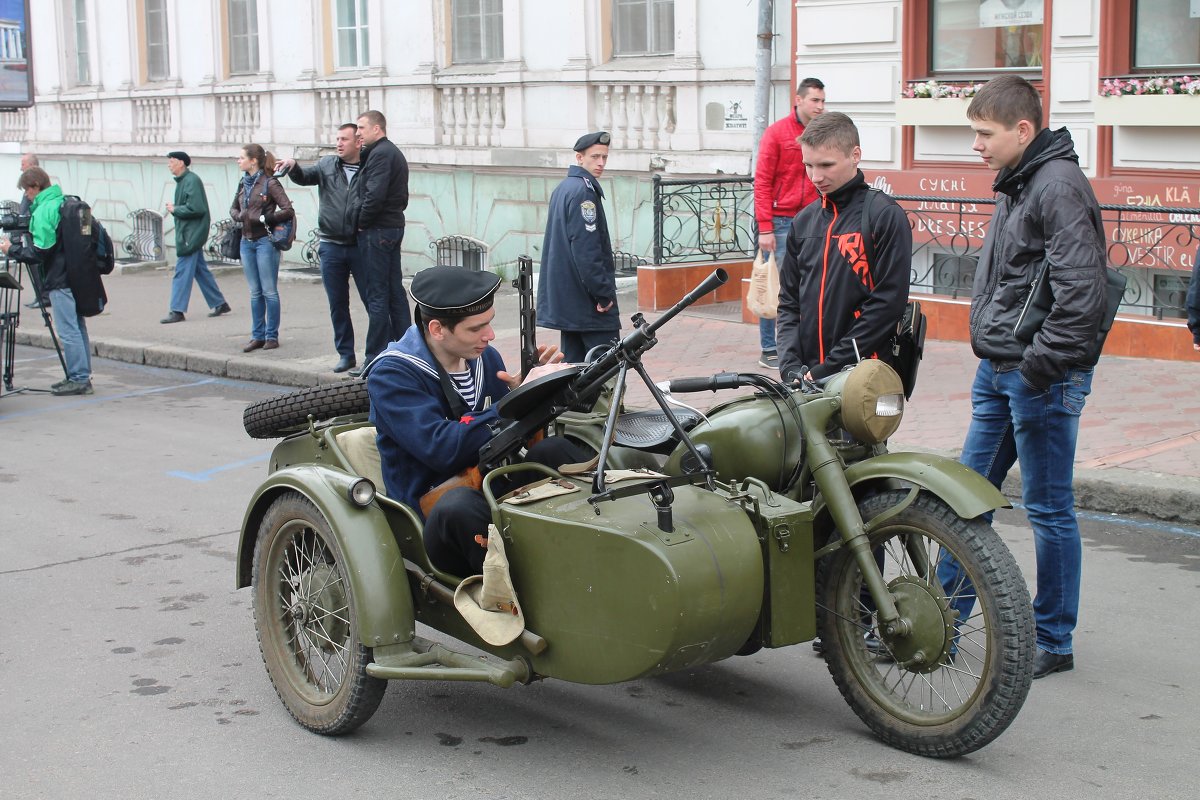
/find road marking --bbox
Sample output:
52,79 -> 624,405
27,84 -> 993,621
1012,502 -> 1200,539
0,378 -> 220,422
169,453 -> 270,482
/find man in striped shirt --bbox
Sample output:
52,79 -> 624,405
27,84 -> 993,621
365,265 -> 579,576
276,123 -> 367,373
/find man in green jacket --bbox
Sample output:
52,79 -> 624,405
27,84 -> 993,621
161,151 -> 230,323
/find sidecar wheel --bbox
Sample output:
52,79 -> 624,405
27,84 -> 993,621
251,491 -> 386,735
816,490 -> 1034,758
243,381 -> 370,439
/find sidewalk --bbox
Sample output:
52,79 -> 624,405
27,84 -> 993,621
13,263 -> 1200,524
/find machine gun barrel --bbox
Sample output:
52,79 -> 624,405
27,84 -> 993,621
569,268 -> 729,398
512,254 -> 537,379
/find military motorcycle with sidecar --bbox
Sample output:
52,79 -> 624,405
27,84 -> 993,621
236,268 -> 1035,758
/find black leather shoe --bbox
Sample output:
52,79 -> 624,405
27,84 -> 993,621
347,365 -> 366,379
332,355 -> 356,373
1033,649 -> 1074,679
25,298 -> 48,309
160,311 -> 185,324
208,302 -> 232,317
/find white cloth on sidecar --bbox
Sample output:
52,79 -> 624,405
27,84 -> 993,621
453,524 -> 525,646
501,477 -> 580,505
334,425 -> 386,494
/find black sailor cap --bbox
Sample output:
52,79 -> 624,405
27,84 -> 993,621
411,265 -> 503,319
573,131 -> 611,152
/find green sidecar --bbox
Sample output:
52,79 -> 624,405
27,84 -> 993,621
235,270 -> 1035,758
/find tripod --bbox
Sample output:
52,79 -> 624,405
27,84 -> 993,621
0,255 -> 68,397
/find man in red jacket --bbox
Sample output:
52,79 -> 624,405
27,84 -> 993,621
753,77 -> 825,369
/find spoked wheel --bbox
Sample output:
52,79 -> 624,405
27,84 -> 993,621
817,490 -> 1034,757
251,491 -> 386,734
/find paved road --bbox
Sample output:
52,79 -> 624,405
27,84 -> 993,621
2,348 -> 1197,799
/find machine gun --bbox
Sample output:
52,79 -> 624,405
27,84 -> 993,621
513,254 -> 538,380
478,269 -> 729,477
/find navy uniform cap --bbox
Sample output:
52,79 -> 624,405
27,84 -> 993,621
411,265 -> 503,318
573,131 -> 611,152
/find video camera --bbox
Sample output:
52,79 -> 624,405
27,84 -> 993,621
0,210 -> 31,233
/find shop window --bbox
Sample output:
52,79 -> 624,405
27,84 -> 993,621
1133,0 -> 1200,71
929,0 -> 1044,76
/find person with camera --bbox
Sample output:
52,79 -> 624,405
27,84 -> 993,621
15,153 -> 51,310
230,143 -> 293,353
0,168 -> 99,396
274,124 -> 367,373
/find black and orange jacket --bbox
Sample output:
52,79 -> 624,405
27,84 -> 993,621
776,171 -> 911,382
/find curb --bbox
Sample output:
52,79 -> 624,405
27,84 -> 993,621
16,328 -> 335,390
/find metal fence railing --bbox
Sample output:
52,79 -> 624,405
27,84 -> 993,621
123,209 -> 164,261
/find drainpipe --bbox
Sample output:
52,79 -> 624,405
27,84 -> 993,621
752,0 -> 773,172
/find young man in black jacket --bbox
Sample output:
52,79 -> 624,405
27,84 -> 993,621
277,123 -> 367,372
937,75 -> 1107,680
355,109 -> 412,369
776,112 -> 911,384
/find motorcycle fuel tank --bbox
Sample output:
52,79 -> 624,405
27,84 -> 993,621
497,478 -> 763,684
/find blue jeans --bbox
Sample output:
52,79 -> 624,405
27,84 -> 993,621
758,215 -> 794,352
170,250 -> 226,314
240,236 -> 280,341
50,287 -> 92,383
318,241 -> 368,358
937,360 -> 1093,655
359,226 -> 411,361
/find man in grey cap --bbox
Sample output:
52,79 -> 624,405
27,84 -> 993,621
161,151 -> 231,323
536,131 -> 620,363
366,265 -> 577,575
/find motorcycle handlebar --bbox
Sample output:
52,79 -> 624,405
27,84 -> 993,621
667,372 -> 742,393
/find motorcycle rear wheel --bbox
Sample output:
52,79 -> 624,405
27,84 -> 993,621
252,491 -> 386,734
817,490 -> 1034,757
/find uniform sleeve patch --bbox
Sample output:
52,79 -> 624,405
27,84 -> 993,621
580,200 -> 598,225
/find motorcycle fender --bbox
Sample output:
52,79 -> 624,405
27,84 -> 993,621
839,451 -> 1010,520
236,465 -> 416,649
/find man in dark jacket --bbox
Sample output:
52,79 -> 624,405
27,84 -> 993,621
937,75 -> 1107,680
537,131 -> 619,363
161,151 -> 231,324
276,124 -> 367,372
0,168 -> 99,395
776,112 -> 911,383
355,109 -> 411,369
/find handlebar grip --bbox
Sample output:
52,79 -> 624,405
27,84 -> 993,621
668,372 -> 742,393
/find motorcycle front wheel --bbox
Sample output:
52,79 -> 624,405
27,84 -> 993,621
816,490 -> 1034,757
251,491 -> 386,734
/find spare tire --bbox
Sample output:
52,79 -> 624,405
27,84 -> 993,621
243,381 -> 371,439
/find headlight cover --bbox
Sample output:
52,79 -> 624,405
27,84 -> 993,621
839,360 -> 905,444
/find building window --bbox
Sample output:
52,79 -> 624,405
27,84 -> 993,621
930,0 -> 1043,75
613,0 -> 674,56
335,0 -> 369,68
145,0 -> 170,81
69,0 -> 90,85
229,0 -> 260,75
1133,0 -> 1200,71
452,0 -> 503,64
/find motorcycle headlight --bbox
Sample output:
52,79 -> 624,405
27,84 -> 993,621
838,360 -> 905,445
348,477 -> 377,507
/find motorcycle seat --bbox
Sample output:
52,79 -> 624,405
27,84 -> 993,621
613,408 -> 702,454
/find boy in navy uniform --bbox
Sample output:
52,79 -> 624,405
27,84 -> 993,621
366,266 -> 580,576
537,131 -> 619,363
